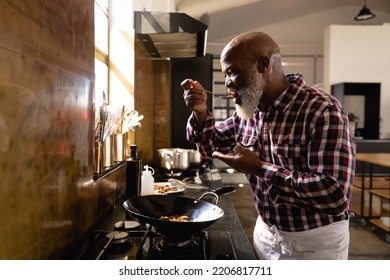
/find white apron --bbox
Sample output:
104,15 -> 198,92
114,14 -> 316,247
253,216 -> 350,260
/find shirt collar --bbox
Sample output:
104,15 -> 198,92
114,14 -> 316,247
272,73 -> 305,113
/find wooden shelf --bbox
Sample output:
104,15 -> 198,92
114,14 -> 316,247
355,154 -> 390,234
350,204 -> 380,218
351,187 -> 381,218
356,153 -> 390,168
369,189 -> 390,233
370,189 -> 390,200
353,176 -> 390,189
370,218 -> 390,232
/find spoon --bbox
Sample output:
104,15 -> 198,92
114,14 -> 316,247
182,80 -> 237,99
204,90 -> 237,99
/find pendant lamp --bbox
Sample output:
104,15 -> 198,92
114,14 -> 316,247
354,0 -> 376,21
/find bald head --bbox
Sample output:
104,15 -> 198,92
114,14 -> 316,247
222,32 -> 281,62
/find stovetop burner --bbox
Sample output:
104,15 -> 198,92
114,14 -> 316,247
72,222 -> 237,260
113,220 -> 140,231
106,231 -> 130,244
159,234 -> 195,248
151,232 -> 204,260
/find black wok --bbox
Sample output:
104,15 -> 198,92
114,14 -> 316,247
123,186 -> 235,235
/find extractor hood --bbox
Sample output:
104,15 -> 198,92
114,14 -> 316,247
134,11 -> 208,59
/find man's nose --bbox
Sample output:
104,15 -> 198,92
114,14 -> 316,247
225,78 -> 233,88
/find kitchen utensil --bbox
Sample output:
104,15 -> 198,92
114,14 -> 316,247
188,149 -> 202,164
181,80 -> 235,100
204,90 -> 236,99
168,178 -> 207,190
123,186 -> 236,235
157,148 -> 190,171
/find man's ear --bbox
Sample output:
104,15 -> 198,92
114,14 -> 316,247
257,56 -> 270,73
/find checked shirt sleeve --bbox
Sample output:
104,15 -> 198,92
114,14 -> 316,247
186,111 -> 236,157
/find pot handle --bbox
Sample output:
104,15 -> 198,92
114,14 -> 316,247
196,192 -> 219,205
164,153 -> 173,170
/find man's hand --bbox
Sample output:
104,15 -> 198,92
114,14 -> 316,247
181,78 -> 208,129
181,79 -> 208,115
212,145 -> 262,176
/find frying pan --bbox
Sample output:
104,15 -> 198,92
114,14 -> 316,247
123,186 -> 235,235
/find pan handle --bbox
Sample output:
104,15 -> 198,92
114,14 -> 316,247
212,186 -> 236,196
195,186 -> 236,205
196,192 -> 219,205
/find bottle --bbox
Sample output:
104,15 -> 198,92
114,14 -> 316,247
125,145 -> 142,198
141,165 -> 155,195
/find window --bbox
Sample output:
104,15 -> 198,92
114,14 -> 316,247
212,55 -> 323,123
94,0 -> 110,104
212,56 -> 235,124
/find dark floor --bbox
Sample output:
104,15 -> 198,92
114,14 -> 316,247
215,160 -> 390,260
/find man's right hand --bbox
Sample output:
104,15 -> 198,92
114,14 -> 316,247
181,79 -> 208,115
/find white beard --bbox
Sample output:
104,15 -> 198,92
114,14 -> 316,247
235,73 -> 264,120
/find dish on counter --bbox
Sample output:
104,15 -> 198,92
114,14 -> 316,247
154,182 -> 185,195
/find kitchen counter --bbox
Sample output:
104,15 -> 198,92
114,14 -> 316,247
67,170 -> 257,260
177,179 -> 257,260
355,140 -> 390,175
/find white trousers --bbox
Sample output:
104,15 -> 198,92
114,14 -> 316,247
253,216 -> 350,260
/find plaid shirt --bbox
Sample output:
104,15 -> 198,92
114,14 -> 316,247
187,73 -> 356,232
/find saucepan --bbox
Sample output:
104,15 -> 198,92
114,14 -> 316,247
123,186 -> 235,235
188,149 -> 202,165
157,148 -> 189,171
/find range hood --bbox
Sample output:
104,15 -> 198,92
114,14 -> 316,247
134,11 -> 208,59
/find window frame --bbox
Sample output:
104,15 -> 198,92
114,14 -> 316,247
94,0 -> 110,103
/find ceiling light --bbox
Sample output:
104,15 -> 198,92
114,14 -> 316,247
354,0 -> 376,21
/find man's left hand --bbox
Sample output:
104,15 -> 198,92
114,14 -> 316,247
212,145 -> 262,176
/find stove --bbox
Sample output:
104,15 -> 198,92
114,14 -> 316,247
72,222 -> 237,260
68,162 -> 247,260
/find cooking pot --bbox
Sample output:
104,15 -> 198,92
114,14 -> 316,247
123,186 -> 235,235
157,148 -> 189,171
188,149 -> 202,164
